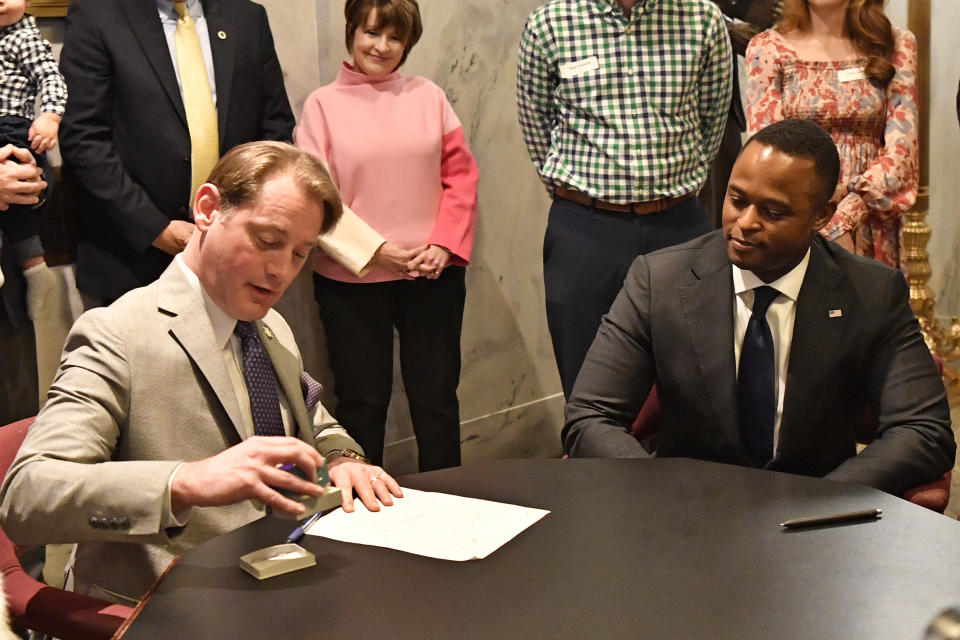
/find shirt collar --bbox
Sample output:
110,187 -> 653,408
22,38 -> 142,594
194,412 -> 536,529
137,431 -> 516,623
175,254 -> 237,351
594,0 -> 659,18
156,0 -> 203,21
732,248 -> 811,303
0,14 -> 33,33
336,61 -> 402,86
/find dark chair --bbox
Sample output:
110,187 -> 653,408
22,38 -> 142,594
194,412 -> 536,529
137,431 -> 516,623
0,417 -> 134,640
631,384 -> 952,513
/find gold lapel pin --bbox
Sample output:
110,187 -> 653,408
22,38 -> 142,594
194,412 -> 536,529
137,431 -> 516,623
218,30 -> 227,40
261,325 -> 275,340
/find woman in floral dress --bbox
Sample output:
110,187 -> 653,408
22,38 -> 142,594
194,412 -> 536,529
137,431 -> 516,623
745,0 -> 917,268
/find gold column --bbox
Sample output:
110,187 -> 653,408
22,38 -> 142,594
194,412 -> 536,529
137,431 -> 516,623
901,0 -> 960,370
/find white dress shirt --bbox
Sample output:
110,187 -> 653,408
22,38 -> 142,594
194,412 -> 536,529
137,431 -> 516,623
175,254 -> 296,436
732,248 -> 811,459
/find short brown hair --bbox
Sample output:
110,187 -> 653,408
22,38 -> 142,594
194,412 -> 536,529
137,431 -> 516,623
344,0 -> 422,68
206,141 -> 343,235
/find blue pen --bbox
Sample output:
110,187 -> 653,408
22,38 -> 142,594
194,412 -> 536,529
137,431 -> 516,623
285,511 -> 323,544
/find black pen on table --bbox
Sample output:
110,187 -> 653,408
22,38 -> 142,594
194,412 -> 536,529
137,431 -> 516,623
781,508 -> 882,529
286,511 -> 323,544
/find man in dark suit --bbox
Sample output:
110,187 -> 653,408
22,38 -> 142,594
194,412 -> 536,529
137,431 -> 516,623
564,119 -> 955,496
0,144 -> 47,335
59,0 -> 295,304
0,143 -> 46,421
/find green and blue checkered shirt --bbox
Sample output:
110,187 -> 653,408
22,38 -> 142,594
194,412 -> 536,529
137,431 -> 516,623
517,0 -> 732,203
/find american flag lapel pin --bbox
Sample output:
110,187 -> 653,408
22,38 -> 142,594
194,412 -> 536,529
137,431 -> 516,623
828,309 -> 843,318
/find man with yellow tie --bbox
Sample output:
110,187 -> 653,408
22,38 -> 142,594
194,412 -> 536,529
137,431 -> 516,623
59,0 -> 296,305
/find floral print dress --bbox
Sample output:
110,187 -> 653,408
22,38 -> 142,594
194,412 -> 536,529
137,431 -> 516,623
744,28 -> 918,268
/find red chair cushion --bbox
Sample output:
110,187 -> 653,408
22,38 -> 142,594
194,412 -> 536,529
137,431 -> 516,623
902,471 -> 951,514
0,417 -> 133,639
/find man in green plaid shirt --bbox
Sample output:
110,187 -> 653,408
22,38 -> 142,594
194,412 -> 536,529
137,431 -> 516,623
517,0 -> 732,398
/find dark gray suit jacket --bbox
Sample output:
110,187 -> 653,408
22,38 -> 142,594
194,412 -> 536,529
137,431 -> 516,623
564,231 -> 955,496
59,0 -> 295,301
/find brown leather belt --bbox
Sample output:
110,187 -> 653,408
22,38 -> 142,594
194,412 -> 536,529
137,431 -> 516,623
555,186 -> 693,215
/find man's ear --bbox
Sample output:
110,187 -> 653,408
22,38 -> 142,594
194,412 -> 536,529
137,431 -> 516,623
193,183 -> 221,232
811,201 -> 835,233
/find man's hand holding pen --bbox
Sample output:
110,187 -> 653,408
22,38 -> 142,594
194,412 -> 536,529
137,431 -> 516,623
170,437 -> 403,519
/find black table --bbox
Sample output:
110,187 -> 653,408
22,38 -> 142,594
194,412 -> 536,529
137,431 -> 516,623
120,458 -> 960,639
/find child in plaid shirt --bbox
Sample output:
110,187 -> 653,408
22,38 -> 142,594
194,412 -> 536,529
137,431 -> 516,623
0,0 -> 67,289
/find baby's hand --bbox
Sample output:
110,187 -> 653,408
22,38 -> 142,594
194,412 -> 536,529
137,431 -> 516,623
28,113 -> 61,153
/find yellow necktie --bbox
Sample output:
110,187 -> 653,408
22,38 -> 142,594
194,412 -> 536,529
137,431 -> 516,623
174,1 -> 219,206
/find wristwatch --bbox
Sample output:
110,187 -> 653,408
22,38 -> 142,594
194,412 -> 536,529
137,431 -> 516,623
324,448 -> 370,465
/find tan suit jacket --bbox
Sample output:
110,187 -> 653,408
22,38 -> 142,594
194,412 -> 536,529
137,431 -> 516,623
0,263 -> 360,603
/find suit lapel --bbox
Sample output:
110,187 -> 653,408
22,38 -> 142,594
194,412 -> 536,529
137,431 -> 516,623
678,236 -> 742,448
119,0 -> 187,127
158,264 -> 245,440
257,323 -> 312,440
777,238 -> 850,453
203,0 -> 234,148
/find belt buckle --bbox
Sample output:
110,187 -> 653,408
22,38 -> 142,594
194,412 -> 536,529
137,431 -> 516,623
640,197 -> 669,215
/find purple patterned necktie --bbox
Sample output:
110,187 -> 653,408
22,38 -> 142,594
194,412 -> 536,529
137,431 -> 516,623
234,321 -> 285,437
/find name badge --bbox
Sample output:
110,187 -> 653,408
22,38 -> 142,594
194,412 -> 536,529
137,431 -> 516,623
559,56 -> 599,79
837,67 -> 867,83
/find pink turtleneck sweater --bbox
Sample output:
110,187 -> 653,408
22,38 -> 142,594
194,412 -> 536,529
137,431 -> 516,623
296,62 -> 479,283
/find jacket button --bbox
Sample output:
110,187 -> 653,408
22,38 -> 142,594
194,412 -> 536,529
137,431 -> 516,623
89,516 -> 99,528
120,517 -> 131,530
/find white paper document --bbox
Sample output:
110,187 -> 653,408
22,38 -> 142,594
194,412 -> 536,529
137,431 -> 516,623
306,488 -> 550,561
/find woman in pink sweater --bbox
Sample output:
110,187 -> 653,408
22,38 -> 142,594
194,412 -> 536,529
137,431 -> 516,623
296,0 -> 478,471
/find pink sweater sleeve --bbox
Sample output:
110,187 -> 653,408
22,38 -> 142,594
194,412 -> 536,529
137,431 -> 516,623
427,97 -> 479,265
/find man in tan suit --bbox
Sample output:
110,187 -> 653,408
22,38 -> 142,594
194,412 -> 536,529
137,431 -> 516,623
0,142 -> 402,604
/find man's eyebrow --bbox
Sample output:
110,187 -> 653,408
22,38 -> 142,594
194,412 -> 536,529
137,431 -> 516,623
248,221 -> 288,237
759,196 -> 792,210
726,185 -> 791,209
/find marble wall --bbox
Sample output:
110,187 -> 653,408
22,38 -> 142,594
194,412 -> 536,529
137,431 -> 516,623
884,0 -> 960,316
262,0 -> 562,474
915,1 -> 960,315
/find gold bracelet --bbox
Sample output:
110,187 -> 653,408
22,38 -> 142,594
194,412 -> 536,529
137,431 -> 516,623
324,448 -> 370,465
